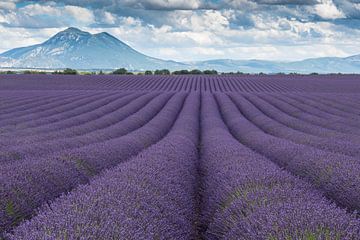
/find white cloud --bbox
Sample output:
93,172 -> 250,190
223,0 -> 257,9
173,10 -> 230,31
21,4 -> 61,16
1,1 -> 360,62
314,0 -> 345,19
64,5 -> 95,24
103,11 -> 116,24
0,1 -> 16,10
0,3 -> 96,28
122,0 -> 203,10
150,0 -> 202,9
0,26 -> 61,53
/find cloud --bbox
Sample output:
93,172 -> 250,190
0,25 -> 61,53
122,0 -> 204,10
0,3 -> 96,28
0,1 -> 17,10
63,5 -> 95,24
169,10 -> 231,31
313,0 -> 345,19
2,0 -> 360,62
255,0 -> 319,5
102,11 -> 116,24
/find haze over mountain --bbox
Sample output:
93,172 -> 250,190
1,27 -> 360,73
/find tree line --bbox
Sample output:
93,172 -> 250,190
0,68 -> 335,75
112,68 -> 218,75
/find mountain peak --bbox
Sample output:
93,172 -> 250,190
44,27 -> 91,45
58,27 -> 90,36
63,27 -> 85,33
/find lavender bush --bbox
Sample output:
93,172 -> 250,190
0,74 -> 360,239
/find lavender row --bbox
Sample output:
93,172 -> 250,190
0,91 -> 80,114
0,92 -> 187,235
239,94 -> 360,158
217,93 -> 360,213
257,93 -> 360,139
0,92 -> 133,139
0,91 -> 93,120
0,93 -> 163,162
1,74 -> 360,92
0,93 -> 143,149
6,93 -> 199,239
0,93 -> 124,133
199,93 -> 360,239
0,92 -> 111,128
292,94 -> 360,124
273,94 -> 360,131
0,93 -> 94,128
302,93 -> 360,117
0,95 -> 49,113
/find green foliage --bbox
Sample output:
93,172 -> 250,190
53,68 -> 78,75
189,69 -> 203,74
5,201 -> 16,217
172,70 -> 189,75
154,69 -> 170,75
144,70 -> 153,75
0,71 -> 16,74
23,70 -> 47,74
75,158 -> 96,176
63,68 -> 78,75
203,70 -> 218,75
112,68 -> 128,75
172,69 -> 218,75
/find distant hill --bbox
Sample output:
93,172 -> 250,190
0,27 -> 186,70
190,56 -> 360,74
1,27 -> 360,73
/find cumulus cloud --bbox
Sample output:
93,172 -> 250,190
1,0 -> 360,61
0,1 -> 17,10
64,5 -> 95,24
314,0 -> 345,19
0,3 -> 96,28
122,0 -> 204,10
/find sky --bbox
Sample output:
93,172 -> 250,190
1,0 -> 360,62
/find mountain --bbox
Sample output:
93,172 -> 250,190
191,56 -> 360,74
0,27 -> 186,70
187,59 -> 283,73
200,55 -> 360,73
1,27 -> 360,73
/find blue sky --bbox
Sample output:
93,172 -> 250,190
1,0 -> 360,61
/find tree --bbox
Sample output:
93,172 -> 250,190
172,70 -> 189,75
189,69 -> 202,75
113,68 -> 128,75
53,68 -> 78,75
144,70 -> 153,75
63,68 -> 78,75
154,69 -> 170,75
203,70 -> 218,75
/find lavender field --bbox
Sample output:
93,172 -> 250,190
1,74 -> 360,239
